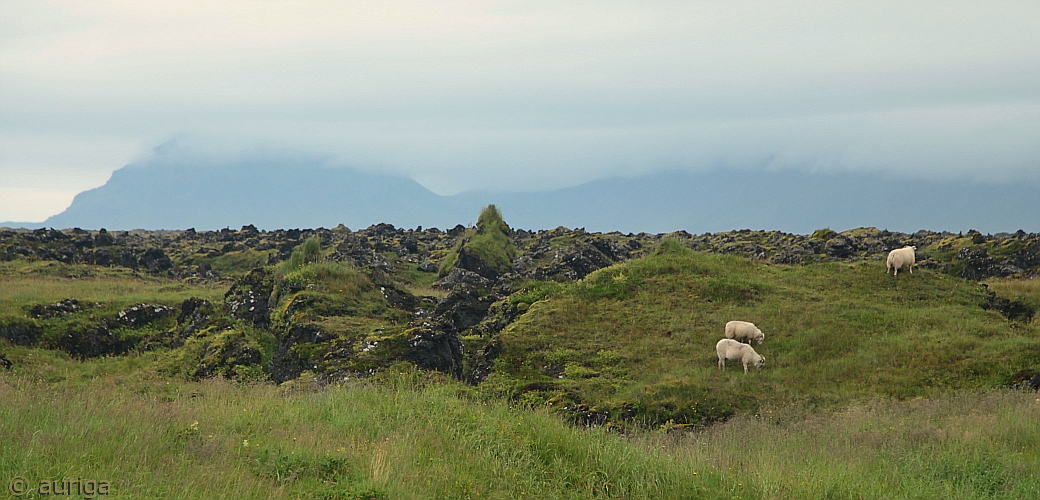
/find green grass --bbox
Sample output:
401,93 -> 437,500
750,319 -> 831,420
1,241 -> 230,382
0,261 -> 228,318
486,240 -> 1040,426
985,276 -> 1040,325
273,261 -> 403,329
191,248 -> 276,276
2,354 -> 1038,499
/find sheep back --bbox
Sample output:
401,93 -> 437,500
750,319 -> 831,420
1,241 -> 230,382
886,246 -> 917,275
725,320 -> 764,344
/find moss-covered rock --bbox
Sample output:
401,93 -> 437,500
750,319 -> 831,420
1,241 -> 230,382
191,328 -> 265,380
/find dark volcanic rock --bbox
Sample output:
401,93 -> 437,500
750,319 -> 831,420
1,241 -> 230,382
0,319 -> 43,346
771,252 -> 804,264
0,353 -> 11,370
454,247 -> 500,280
139,248 -> 173,273
178,297 -> 212,329
824,236 -> 858,258
378,284 -> 420,311
194,334 -> 264,380
466,339 -> 501,384
116,303 -> 177,327
958,247 -> 1008,281
523,243 -> 615,281
53,324 -> 136,358
406,327 -> 463,379
432,283 -> 499,333
589,237 -> 631,261
83,248 -> 114,266
29,299 -> 81,319
270,323 -> 335,383
983,288 -> 1036,322
1008,369 -> 1040,391
225,268 -> 276,328
93,228 -> 116,247
433,267 -> 495,290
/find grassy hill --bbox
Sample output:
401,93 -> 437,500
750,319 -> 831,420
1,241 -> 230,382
484,240 -> 1040,427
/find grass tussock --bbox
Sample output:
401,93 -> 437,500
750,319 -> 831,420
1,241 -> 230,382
281,237 -> 324,275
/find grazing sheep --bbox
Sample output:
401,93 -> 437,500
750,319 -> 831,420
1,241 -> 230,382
716,338 -> 765,373
725,320 -> 765,345
886,246 -> 917,276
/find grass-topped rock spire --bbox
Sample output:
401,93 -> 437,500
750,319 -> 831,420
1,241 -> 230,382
440,204 -> 517,280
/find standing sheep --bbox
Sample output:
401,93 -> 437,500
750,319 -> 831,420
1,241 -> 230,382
725,320 -> 765,345
886,246 -> 917,276
716,339 -> 765,373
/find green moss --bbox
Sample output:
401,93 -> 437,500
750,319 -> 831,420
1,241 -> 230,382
440,205 -> 518,275
193,248 -> 276,276
812,227 -> 838,240
508,281 -> 568,307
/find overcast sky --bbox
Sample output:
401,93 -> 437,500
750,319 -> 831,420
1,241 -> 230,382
2,0 -> 1038,222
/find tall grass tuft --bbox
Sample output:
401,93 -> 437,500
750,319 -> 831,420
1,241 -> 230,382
281,237 -> 324,275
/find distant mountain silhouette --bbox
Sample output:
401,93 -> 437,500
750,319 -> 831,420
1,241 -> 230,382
4,145 -> 1038,233
33,148 -> 476,231
460,169 -> 1040,234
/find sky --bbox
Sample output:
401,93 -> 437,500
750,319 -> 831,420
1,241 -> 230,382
1,1 -> 1038,223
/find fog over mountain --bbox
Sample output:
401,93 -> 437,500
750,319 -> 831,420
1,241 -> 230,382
3,147 -> 1037,234
2,2 -> 1038,224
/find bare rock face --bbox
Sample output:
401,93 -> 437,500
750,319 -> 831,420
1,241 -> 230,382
0,320 -> 42,346
824,236 -> 858,258
433,267 -> 495,290
52,324 -> 134,359
116,303 -> 178,328
432,283 -> 500,334
224,268 -> 275,328
454,247 -> 500,280
177,297 -> 212,332
405,327 -> 464,379
139,248 -> 173,273
269,323 -> 335,383
29,299 -> 81,319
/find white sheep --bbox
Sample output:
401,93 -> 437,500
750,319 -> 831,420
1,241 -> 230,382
886,246 -> 917,276
725,320 -> 764,345
716,338 -> 765,373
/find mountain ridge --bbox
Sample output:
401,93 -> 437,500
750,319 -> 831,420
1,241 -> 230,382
4,152 -> 1038,233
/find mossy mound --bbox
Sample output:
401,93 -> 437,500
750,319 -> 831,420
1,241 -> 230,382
439,205 -> 518,278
